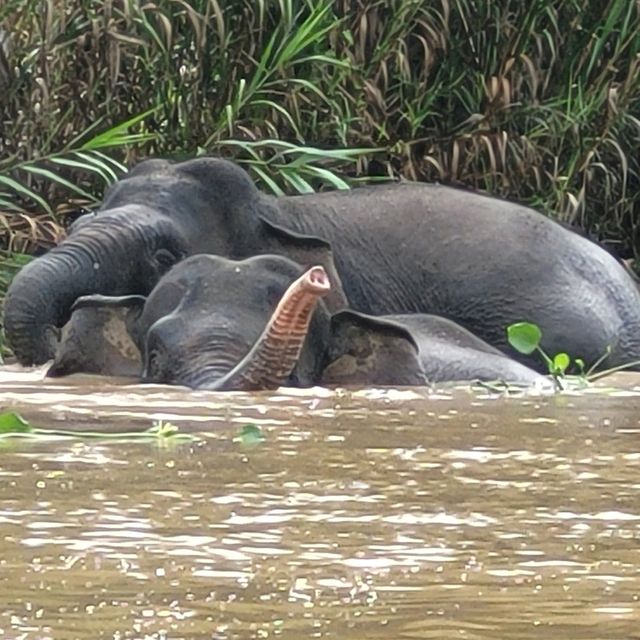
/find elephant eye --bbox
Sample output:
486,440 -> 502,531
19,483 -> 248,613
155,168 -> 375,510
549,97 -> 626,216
154,249 -> 180,273
264,283 -> 286,308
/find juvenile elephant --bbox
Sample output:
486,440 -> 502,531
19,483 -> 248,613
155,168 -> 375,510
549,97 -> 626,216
47,254 -> 545,390
6,156 -> 640,372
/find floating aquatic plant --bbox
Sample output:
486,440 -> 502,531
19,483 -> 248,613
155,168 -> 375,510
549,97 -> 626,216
0,411 -> 197,443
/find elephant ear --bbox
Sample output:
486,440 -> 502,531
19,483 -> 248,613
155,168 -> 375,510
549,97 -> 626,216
71,294 -> 147,334
321,310 -> 428,386
258,217 -> 348,313
47,294 -> 147,378
74,293 -> 152,351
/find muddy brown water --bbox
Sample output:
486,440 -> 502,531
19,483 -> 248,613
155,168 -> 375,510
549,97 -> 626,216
0,366 -> 639,639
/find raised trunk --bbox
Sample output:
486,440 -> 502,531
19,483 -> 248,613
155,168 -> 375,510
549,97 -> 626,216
205,266 -> 330,391
4,210 -> 183,365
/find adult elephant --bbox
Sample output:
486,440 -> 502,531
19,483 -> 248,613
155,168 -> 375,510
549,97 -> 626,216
4,156 -> 640,371
47,254 -> 546,389
4,158 -> 347,365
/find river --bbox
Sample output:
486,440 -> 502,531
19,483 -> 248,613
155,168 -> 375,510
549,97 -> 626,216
1,366 -> 639,639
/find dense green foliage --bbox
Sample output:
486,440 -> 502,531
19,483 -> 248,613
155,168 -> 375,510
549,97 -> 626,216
0,0 -> 639,283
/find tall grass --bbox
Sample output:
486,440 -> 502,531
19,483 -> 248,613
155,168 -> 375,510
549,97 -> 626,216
0,0 -> 639,261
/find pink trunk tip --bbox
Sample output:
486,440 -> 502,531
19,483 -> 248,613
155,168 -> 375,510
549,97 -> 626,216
302,265 -> 331,294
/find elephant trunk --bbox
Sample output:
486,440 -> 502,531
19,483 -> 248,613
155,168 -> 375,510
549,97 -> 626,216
2,254 -> 73,365
4,211 -> 183,365
205,266 -> 330,391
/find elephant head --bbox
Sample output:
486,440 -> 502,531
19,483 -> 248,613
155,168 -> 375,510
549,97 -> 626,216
4,210 -> 188,365
322,312 -> 546,387
4,157 -> 347,365
137,254 -> 334,390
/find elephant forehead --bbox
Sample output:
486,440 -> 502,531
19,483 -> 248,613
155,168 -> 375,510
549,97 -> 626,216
174,253 -> 304,279
158,257 -> 302,309
147,310 -> 262,360
185,272 -> 290,308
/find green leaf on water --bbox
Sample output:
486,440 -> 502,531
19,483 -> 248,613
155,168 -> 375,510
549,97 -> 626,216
507,322 -> 542,355
238,424 -> 264,446
0,412 -> 33,434
552,352 -> 571,375
0,415 -> 198,442
148,420 -> 181,438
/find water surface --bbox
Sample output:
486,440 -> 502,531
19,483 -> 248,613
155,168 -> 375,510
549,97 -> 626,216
1,366 -> 639,639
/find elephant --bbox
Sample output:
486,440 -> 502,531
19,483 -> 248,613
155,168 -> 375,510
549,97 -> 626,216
5,156 -> 640,373
46,253 -> 546,390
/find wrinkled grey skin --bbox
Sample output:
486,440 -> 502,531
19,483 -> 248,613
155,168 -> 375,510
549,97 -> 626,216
6,157 -> 640,371
48,254 -> 545,389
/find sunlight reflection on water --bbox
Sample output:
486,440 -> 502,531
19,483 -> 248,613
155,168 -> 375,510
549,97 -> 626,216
1,366 -> 640,638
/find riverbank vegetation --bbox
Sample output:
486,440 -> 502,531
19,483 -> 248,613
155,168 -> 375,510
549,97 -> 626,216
1,0 -> 639,294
